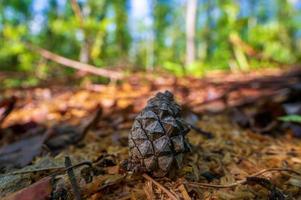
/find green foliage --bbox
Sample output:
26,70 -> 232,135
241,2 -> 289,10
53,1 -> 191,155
113,0 -> 131,54
278,115 -> 301,123
162,61 -> 184,76
3,77 -> 39,88
185,62 -> 206,77
248,22 -> 296,63
0,24 -> 35,71
0,0 -> 300,85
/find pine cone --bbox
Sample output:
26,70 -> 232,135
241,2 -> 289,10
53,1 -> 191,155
128,91 -> 190,177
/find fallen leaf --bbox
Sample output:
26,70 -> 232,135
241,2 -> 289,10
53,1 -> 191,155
3,176 -> 52,200
45,107 -> 102,151
0,133 -> 47,169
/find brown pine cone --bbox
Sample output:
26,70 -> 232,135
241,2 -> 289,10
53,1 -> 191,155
128,91 -> 190,177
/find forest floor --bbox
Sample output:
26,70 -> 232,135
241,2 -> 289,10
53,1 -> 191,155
1,67 -> 301,200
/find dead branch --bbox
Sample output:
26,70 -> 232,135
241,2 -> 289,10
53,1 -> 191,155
29,45 -> 123,79
193,68 -> 301,109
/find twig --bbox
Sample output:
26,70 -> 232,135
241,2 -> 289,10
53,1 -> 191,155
142,173 -> 179,200
178,119 -> 213,138
27,44 -> 123,79
248,168 -> 301,177
188,168 -> 301,189
187,123 -> 213,139
65,156 -> 82,200
178,184 -> 192,200
2,160 -> 93,177
143,180 -> 154,200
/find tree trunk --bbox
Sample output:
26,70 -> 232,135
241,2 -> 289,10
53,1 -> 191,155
70,0 -> 90,63
185,0 -> 198,66
113,1 -> 130,57
79,37 -> 90,63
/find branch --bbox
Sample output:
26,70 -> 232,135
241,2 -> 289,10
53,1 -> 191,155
30,45 -> 123,79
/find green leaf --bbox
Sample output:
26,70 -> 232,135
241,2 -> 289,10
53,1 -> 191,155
278,115 -> 301,123
162,61 -> 184,76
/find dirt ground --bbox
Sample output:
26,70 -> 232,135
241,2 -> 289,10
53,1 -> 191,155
1,68 -> 301,199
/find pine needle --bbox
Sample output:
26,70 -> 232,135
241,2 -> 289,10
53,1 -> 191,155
142,174 -> 179,200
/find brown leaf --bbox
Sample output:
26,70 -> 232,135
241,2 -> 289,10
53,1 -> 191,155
3,176 -> 52,200
0,133 -> 47,169
45,107 -> 102,151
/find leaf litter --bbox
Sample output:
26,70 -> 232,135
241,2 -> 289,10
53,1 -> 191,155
0,67 -> 301,199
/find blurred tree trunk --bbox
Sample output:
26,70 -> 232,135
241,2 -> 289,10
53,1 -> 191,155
276,0 -> 295,52
79,4 -> 91,64
185,0 -> 198,66
79,39 -> 90,64
153,0 -> 168,65
113,0 -> 130,58
203,0 -> 214,60
70,0 -> 90,63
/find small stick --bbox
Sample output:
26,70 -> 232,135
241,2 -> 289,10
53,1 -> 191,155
143,180 -> 154,200
187,123 -> 213,139
65,156 -> 82,200
178,119 -> 213,138
188,180 -> 244,188
249,167 -> 301,177
2,161 -> 92,176
178,184 -> 192,200
142,174 -> 179,200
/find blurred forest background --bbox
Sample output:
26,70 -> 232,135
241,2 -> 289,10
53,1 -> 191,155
0,0 -> 301,87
